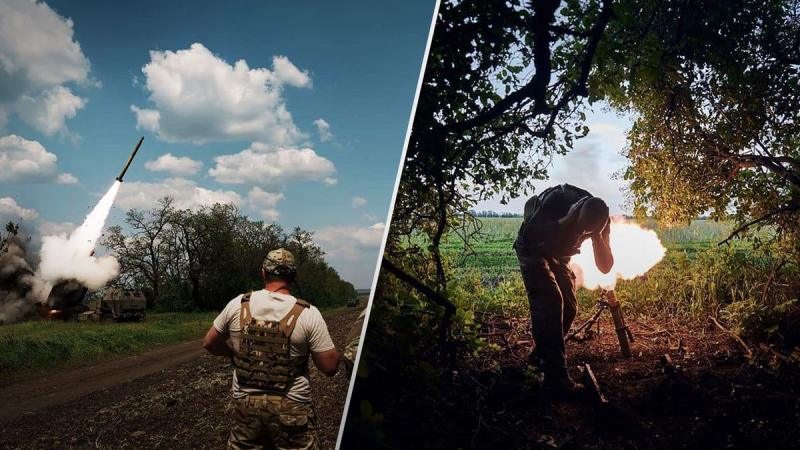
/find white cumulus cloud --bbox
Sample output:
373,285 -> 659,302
0,197 -> 38,221
314,223 -> 386,261
313,118 -> 333,142
131,43 -> 311,146
352,196 -> 367,208
0,134 -> 57,182
0,135 -> 80,184
209,143 -> 336,188
56,173 -> 79,185
247,186 -> 284,221
145,153 -> 203,176
115,177 -> 242,211
272,56 -> 312,88
0,0 -> 93,137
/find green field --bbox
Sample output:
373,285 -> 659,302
422,218 -> 794,336
0,303 -> 351,381
0,312 -> 215,380
440,217 -> 732,277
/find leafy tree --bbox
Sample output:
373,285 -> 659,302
1,222 -> 19,255
104,198 -> 174,307
607,0 -> 800,248
102,197 -> 355,311
385,0 -> 615,348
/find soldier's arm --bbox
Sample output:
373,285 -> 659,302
203,326 -> 235,360
305,307 -> 339,376
312,348 -> 339,377
592,218 -> 614,274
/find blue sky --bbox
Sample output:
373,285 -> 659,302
0,0 -> 437,289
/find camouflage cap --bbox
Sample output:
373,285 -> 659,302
263,248 -> 297,275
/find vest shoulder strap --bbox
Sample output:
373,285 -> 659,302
239,291 -> 253,328
278,299 -> 309,337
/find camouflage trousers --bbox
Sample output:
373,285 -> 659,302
516,251 -> 578,376
228,394 -> 320,450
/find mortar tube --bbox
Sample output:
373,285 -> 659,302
604,289 -> 632,358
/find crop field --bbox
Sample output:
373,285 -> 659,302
443,217 -> 732,273
417,218 -> 796,331
0,312 -> 216,380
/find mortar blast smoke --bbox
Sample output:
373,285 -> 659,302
0,239 -> 53,322
38,181 -> 122,290
569,217 -> 666,290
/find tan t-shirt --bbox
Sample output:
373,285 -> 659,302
213,290 -> 335,403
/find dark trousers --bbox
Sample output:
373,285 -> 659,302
516,250 -> 578,376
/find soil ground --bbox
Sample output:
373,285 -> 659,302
357,311 -> 800,449
0,307 -> 362,450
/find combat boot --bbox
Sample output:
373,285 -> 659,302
543,371 -> 585,399
527,347 -> 543,368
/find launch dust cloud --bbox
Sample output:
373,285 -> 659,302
0,181 -> 123,322
38,181 -> 122,289
569,217 -> 666,290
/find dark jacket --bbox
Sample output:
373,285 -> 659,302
514,184 -> 593,257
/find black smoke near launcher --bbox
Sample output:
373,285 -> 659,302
0,238 -> 51,322
0,137 -> 145,322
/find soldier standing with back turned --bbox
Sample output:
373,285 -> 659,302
203,248 -> 339,450
514,184 -> 614,396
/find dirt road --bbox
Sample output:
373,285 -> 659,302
0,307 -> 361,450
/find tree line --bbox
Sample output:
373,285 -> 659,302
466,210 -> 522,218
102,197 -> 355,312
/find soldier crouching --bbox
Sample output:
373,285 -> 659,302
203,248 -> 340,450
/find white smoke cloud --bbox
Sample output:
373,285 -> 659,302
0,241 -> 52,322
131,43 -> 310,146
38,181 -> 121,289
0,0 -> 93,137
38,220 -> 74,237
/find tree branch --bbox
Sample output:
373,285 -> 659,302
718,204 -> 799,246
382,256 -> 456,344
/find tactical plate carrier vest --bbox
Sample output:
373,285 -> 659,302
234,292 -> 311,394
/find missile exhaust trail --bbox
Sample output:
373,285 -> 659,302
116,136 -> 144,182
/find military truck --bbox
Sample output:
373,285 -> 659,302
78,288 -> 146,323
